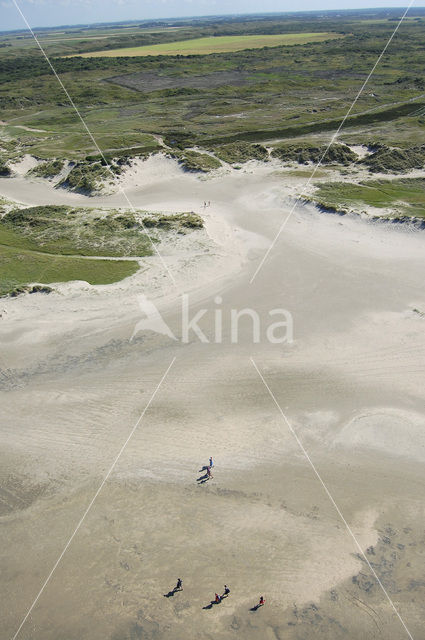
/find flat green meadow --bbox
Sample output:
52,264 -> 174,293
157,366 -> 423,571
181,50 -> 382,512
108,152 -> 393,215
311,178 -> 425,218
0,239 -> 140,297
76,33 -> 343,57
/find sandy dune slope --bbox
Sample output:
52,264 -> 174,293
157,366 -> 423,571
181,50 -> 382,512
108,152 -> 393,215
0,157 -> 424,640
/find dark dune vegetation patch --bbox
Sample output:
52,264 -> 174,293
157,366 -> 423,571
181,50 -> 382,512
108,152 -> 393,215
271,142 -> 357,165
0,205 -> 153,256
105,69 -> 259,93
211,142 -> 269,164
29,159 -> 64,178
167,150 -> 222,172
58,161 -> 113,193
360,144 -> 425,173
0,205 -> 202,256
0,163 -> 11,176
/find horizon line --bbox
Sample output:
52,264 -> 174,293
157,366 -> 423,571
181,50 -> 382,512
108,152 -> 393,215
2,5 -> 425,36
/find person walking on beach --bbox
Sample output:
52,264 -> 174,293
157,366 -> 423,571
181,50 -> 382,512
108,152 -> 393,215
224,585 -> 230,596
259,596 -> 265,607
176,578 -> 182,591
215,593 -> 221,604
209,456 -> 213,468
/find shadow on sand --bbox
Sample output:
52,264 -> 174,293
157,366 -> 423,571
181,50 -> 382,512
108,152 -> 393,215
203,598 -> 223,610
203,591 -> 229,609
197,473 -> 209,484
163,587 -> 182,598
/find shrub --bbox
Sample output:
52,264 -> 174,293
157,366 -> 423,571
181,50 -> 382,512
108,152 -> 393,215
172,151 -> 222,173
59,162 -> 109,193
29,159 -> 64,179
212,142 -> 268,164
361,145 -> 425,173
271,143 -> 357,165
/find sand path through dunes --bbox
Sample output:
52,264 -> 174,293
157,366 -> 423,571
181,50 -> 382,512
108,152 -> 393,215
0,159 -> 424,640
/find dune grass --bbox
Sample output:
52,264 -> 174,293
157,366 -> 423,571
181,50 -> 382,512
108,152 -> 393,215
0,207 -> 143,295
311,178 -> 425,218
0,241 -> 139,297
77,33 -> 343,58
0,205 -> 204,295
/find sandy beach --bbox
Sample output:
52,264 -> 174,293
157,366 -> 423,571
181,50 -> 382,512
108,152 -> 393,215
0,156 -> 424,640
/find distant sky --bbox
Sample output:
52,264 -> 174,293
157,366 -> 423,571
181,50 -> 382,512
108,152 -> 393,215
1,1 -> 425,32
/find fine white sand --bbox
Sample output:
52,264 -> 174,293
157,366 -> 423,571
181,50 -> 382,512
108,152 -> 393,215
0,155 -> 424,640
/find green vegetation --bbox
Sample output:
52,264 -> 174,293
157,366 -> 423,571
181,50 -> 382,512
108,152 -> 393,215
59,161 -> 112,193
29,159 -> 64,178
142,212 -> 204,230
201,102 -> 425,147
2,10 -> 425,163
288,168 -> 329,178
0,241 -> 139,297
172,150 -> 222,173
76,33 -> 344,57
361,144 -> 425,173
271,143 -> 357,165
0,204 -> 204,295
212,142 -> 269,164
0,205 -> 153,256
1,7 -> 425,269
308,178 -> 425,218
0,139 -> 19,162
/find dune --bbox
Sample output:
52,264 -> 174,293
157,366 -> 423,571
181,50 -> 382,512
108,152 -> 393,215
0,156 -> 424,639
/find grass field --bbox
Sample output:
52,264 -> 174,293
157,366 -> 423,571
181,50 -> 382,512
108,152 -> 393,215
0,241 -> 140,297
0,219 -> 140,296
0,206 -> 145,295
310,178 -> 425,218
76,33 -> 343,57
0,205 -> 205,295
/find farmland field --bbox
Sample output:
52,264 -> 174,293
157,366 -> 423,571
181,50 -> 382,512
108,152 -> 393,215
76,32 -> 344,57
